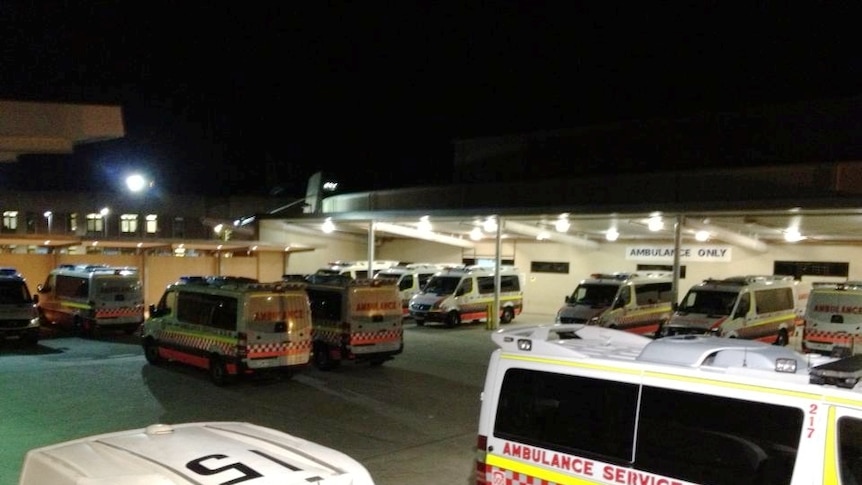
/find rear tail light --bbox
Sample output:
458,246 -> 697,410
237,332 -> 248,357
475,434 -> 488,485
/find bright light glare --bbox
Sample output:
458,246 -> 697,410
100,207 -> 109,216
322,218 -> 335,234
417,215 -> 432,232
606,228 -> 619,241
554,218 -> 570,233
470,227 -> 483,240
126,174 -> 147,192
482,217 -> 497,233
647,216 -> 664,232
695,230 -> 710,242
784,228 -> 804,242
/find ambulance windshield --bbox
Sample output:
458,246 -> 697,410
570,283 -> 618,307
422,276 -> 461,295
678,289 -> 738,315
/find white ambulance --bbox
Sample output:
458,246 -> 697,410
803,281 -> 862,356
660,274 -> 800,345
554,271 -> 674,336
0,267 -> 40,346
477,323 -> 862,485
19,421 -> 376,485
408,265 -> 524,328
304,274 -> 403,370
35,264 -> 145,337
373,262 -> 442,316
141,279 -> 313,385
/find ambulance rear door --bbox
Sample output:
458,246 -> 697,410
804,286 -> 862,355
347,283 -> 402,357
245,290 -> 312,368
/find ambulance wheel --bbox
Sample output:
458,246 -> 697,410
445,311 -> 461,328
143,338 -> 161,365
501,307 -> 515,324
774,328 -> 790,346
313,342 -> 337,371
209,356 -> 231,386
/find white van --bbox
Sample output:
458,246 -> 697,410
141,279 -> 313,385
554,271 -> 674,336
660,274 -> 799,345
373,263 -> 442,316
35,264 -> 145,337
314,260 -> 400,280
0,267 -> 40,346
476,323 -> 862,485
304,274 -> 403,370
19,421 -> 376,485
802,281 -> 862,356
408,265 -> 524,327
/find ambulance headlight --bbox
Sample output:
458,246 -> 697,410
517,339 -> 532,351
775,358 -> 797,373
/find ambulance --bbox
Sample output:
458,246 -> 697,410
19,421 -> 376,485
373,262 -> 442,316
0,267 -> 39,346
659,274 -> 799,345
408,265 -> 524,328
476,323 -> 862,485
304,274 -> 403,370
803,281 -> 862,356
35,264 -> 145,337
140,279 -> 313,385
554,271 -> 674,336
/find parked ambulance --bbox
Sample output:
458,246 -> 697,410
802,281 -> 862,356
36,264 -> 145,337
659,274 -> 799,345
314,260 -> 400,280
373,262 -> 442,316
304,274 -> 403,370
141,278 -> 313,385
19,421 -> 376,485
408,265 -> 523,328
554,271 -> 674,336
476,323 -> 862,485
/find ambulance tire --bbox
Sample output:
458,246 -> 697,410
209,356 -> 232,386
775,328 -> 790,347
143,338 -> 162,365
445,311 -> 461,328
313,342 -> 338,371
501,307 -> 515,324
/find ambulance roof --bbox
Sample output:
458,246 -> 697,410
492,324 -> 858,388
19,422 -> 375,485
697,274 -> 795,288
582,271 -> 673,283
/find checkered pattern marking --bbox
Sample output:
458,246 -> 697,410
487,467 -> 556,485
160,330 -> 234,355
351,328 -> 402,345
805,330 -> 861,343
96,307 -> 142,318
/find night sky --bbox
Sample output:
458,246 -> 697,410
0,2 -> 859,197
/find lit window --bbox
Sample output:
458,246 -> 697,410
2,211 -> 17,231
86,213 -> 104,233
146,214 -> 158,234
120,214 -> 139,234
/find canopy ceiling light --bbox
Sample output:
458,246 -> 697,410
504,220 -> 599,249
370,222 -> 476,248
683,218 -> 768,253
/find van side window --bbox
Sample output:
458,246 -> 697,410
839,417 -> 862,485
175,292 -> 237,329
637,386 -> 802,485
307,288 -> 342,321
54,275 -> 85,298
398,275 -> 413,291
755,288 -> 795,314
494,368 -> 639,462
210,296 -> 237,330
477,276 -> 495,295
635,282 -> 673,305
735,293 -> 751,318
418,273 -> 433,289
495,368 -> 802,485
500,275 -> 520,292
